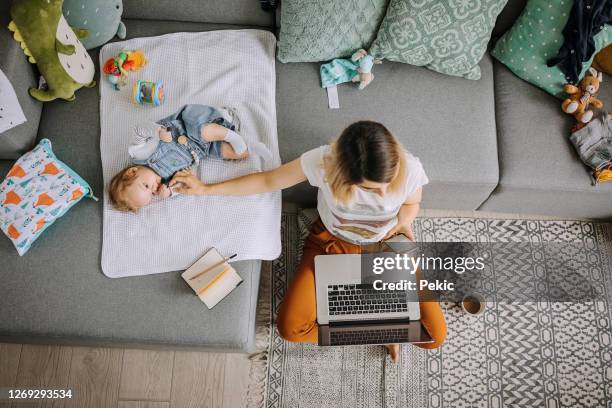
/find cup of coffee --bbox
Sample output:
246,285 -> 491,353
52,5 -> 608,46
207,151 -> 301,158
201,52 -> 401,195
461,293 -> 486,315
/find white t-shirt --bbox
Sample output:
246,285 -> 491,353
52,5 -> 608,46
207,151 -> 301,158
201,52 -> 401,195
300,145 -> 429,243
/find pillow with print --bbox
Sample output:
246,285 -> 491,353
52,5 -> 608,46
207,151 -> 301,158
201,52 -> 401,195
369,0 -> 508,79
491,0 -> 612,98
277,0 -> 390,63
0,139 -> 95,255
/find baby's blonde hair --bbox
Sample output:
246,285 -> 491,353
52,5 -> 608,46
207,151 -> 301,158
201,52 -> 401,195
109,166 -> 140,212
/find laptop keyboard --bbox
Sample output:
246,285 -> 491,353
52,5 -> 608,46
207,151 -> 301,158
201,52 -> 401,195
327,284 -> 408,316
329,328 -> 411,345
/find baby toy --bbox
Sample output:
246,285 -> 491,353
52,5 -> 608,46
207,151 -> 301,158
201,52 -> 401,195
103,50 -> 147,90
9,0 -> 95,102
62,0 -> 126,50
133,80 -> 164,106
562,67 -> 604,127
320,49 -> 382,90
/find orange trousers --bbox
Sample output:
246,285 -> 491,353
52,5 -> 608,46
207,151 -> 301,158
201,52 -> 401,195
277,219 -> 447,349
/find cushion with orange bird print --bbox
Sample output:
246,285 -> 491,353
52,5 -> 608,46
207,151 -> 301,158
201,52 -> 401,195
0,139 -> 95,255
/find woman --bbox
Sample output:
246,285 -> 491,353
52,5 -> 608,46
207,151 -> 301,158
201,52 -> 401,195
171,121 -> 447,361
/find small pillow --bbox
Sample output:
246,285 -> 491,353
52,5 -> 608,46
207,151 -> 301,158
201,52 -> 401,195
369,0 -> 507,79
0,139 -> 94,255
277,0 -> 389,63
62,0 -> 126,50
491,0 -> 612,98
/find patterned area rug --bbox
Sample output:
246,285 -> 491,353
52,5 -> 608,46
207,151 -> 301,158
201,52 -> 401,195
248,211 -> 612,408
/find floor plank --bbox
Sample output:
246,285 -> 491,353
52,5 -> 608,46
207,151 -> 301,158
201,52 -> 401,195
0,344 -> 22,385
0,344 -> 22,408
64,347 -> 123,408
119,350 -> 174,401
222,354 -> 250,408
170,352 -> 225,408
11,345 -> 72,408
117,402 -> 169,408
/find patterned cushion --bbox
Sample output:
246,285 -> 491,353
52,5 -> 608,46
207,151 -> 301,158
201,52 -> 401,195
0,139 -> 94,255
369,0 -> 507,79
491,0 -> 612,98
277,0 -> 390,63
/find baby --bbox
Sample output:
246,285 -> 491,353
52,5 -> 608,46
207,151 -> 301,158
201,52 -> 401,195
109,104 -> 271,211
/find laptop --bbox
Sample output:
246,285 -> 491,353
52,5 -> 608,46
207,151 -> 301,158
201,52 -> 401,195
314,252 -> 434,346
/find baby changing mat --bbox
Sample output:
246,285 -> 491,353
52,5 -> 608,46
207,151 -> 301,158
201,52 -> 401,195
99,30 -> 281,278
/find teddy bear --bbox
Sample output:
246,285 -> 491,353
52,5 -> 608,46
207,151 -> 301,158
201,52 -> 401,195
562,67 -> 604,125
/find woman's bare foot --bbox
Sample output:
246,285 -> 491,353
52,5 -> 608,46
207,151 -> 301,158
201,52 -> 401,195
385,344 -> 400,363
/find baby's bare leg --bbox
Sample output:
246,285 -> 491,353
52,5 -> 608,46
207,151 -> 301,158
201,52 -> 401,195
201,123 -> 229,142
220,142 -> 249,160
201,123 -> 247,155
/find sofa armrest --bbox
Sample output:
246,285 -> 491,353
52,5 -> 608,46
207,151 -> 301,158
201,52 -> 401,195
0,1 -> 42,160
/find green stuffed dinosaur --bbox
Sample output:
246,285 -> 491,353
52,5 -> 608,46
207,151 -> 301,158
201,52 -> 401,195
8,0 -> 96,102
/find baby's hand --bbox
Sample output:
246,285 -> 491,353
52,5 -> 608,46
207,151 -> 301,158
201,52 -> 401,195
157,184 -> 173,198
159,128 -> 173,143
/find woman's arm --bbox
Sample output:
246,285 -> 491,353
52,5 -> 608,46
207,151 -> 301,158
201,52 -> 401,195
383,188 -> 422,240
170,158 -> 307,196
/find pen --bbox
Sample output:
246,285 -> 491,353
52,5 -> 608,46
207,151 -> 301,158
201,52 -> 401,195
189,253 -> 237,281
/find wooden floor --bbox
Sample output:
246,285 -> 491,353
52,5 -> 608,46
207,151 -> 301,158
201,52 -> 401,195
0,343 -> 251,408
0,208 -> 577,408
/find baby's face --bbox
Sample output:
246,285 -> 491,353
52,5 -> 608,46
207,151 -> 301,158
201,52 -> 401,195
124,166 -> 163,210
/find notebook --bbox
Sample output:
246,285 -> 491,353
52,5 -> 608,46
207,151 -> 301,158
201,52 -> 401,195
181,248 -> 243,309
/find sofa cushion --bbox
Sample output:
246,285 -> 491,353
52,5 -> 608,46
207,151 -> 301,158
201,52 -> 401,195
277,0 -> 389,63
0,19 -> 269,351
491,0 -> 612,99
276,54 -> 499,210
480,62 -> 612,218
0,139 -> 95,256
0,0 -> 42,160
122,0 -> 273,27
370,0 -> 507,80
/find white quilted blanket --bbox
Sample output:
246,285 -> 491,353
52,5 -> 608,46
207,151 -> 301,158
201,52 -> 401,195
100,30 -> 281,278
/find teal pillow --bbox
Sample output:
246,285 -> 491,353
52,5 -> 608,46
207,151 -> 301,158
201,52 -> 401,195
63,0 -> 126,50
492,0 -> 612,98
369,0 -> 507,79
277,0 -> 389,63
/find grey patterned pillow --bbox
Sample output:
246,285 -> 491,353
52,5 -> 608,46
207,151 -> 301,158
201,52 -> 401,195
277,0 -> 390,63
369,0 -> 507,79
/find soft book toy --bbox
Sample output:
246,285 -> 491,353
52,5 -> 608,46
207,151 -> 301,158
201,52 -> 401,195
8,0 -> 96,102
62,0 -> 126,50
320,49 -> 382,90
562,67 -> 604,126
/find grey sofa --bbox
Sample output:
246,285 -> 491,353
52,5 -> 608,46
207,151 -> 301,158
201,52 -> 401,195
0,0 -> 610,352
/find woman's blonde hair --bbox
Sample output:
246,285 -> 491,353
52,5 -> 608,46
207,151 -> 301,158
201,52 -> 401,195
323,121 -> 407,204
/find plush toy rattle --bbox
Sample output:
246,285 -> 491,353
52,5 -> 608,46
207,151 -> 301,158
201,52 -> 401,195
562,67 -> 604,127
320,49 -> 382,90
103,50 -> 147,90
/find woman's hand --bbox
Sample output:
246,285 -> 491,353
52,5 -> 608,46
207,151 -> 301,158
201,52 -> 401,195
384,220 -> 415,241
170,171 -> 208,195
167,158 -> 306,197
156,184 -> 173,198
384,189 -> 422,241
